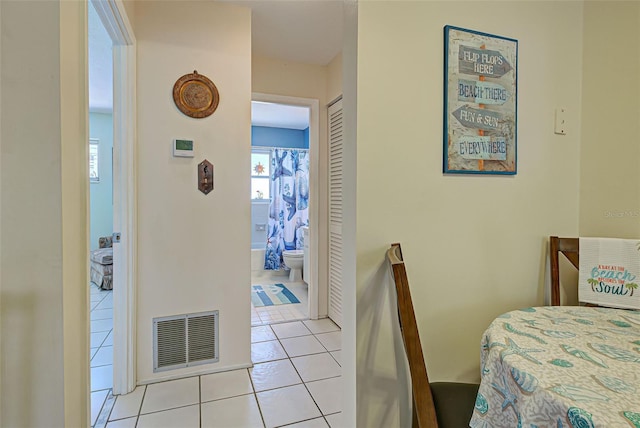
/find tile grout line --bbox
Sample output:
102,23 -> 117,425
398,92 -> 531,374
133,385 -> 147,427
90,284 -> 114,428
247,366 -> 268,428
135,402 -> 200,421
274,325 -> 328,424
275,415 -> 330,428
287,354 -> 332,426
92,390 -> 109,428
254,320 -> 341,427
94,390 -> 115,428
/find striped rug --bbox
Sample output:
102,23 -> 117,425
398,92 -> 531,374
251,283 -> 301,307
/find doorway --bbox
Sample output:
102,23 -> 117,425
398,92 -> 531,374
87,0 -> 137,425
250,93 -> 320,326
88,2 -> 115,425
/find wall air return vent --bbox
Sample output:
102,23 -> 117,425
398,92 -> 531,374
153,310 -> 219,372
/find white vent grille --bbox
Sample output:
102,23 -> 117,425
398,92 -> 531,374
153,311 -> 219,372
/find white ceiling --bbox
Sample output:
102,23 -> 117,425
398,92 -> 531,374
252,101 -> 310,129
88,0 -> 343,129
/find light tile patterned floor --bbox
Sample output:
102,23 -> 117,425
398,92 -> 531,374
91,278 -> 343,428
96,320 -> 342,428
90,283 -> 114,427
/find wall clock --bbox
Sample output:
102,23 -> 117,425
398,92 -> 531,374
172,70 -> 219,119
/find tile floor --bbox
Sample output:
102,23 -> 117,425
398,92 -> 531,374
91,276 -> 342,428
90,283 -> 115,427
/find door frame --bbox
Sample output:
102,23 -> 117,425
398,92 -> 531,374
252,92 -> 320,319
91,0 -> 137,395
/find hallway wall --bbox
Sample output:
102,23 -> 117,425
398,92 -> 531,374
1,1 -> 88,425
134,1 -> 252,382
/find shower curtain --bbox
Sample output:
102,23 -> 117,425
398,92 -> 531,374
264,149 -> 309,270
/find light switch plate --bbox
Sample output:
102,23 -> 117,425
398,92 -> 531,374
554,108 -> 567,135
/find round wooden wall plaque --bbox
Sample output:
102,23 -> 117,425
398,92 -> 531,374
172,71 -> 219,118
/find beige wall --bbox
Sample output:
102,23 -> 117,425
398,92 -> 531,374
355,1 -> 583,425
1,1 -> 88,425
327,53 -> 343,104
123,0 -> 136,31
580,1 -> 640,238
253,55 -> 332,317
0,0 -> 4,412
61,1 -> 90,424
0,0 -> 3,411
340,2 -> 358,424
135,1 -> 252,382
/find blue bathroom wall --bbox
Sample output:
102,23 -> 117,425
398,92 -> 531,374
89,112 -> 113,250
251,126 -> 309,149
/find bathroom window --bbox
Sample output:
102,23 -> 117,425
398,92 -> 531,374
89,138 -> 99,182
251,150 -> 270,200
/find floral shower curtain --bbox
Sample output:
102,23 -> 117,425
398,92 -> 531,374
264,149 -> 309,270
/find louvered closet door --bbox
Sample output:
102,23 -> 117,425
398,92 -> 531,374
328,99 -> 343,327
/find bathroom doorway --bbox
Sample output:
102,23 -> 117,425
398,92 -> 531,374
250,94 -> 320,326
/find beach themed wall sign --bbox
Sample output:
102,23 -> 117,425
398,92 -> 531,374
443,26 -> 518,175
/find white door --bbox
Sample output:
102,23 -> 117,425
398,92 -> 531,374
328,99 -> 343,327
92,0 -> 137,395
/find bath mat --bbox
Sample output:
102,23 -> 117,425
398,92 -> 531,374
251,283 -> 301,307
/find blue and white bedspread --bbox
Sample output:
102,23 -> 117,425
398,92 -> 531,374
470,306 -> 640,428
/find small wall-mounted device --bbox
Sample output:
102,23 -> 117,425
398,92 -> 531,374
173,139 -> 194,157
198,159 -> 214,195
554,108 -> 567,135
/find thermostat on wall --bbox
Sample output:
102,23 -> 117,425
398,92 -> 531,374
173,139 -> 194,157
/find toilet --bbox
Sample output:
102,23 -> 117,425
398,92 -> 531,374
282,250 -> 304,282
